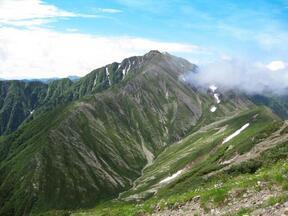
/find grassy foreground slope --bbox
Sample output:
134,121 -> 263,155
72,107 -> 288,216
73,155 -> 288,216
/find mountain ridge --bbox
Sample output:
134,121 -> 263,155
0,51 -> 210,215
0,51 -> 193,136
0,51 -> 288,216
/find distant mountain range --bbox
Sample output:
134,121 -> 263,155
0,51 -> 288,216
0,75 -> 81,83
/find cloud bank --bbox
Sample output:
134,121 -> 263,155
0,27 -> 202,79
0,0 -> 76,27
184,58 -> 288,95
0,0 -> 206,80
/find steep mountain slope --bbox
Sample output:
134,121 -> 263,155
0,78 -> 80,136
0,81 -> 47,135
0,52 -> 178,136
74,107 -> 288,216
1,51 -> 286,216
0,51 -> 247,215
119,107 -> 282,201
251,94 -> 288,119
2,51 -> 286,138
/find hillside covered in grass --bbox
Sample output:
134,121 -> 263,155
1,51 -> 288,216
72,108 -> 288,216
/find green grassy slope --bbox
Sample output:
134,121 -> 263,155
72,107 -> 288,216
73,155 -> 288,216
0,51 -> 177,136
0,80 -> 47,135
0,51 -> 273,216
119,107 -> 281,199
0,51 -> 253,215
251,94 -> 288,119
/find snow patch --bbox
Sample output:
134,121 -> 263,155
179,75 -> 186,82
106,67 -> 111,85
222,123 -> 250,144
122,62 -> 131,78
209,85 -> 218,92
127,61 -> 131,73
165,91 -> 169,99
122,68 -> 126,77
30,110 -> 35,115
210,106 -> 217,112
214,93 -> 221,104
209,85 -> 221,103
93,74 -> 98,87
160,170 -> 183,184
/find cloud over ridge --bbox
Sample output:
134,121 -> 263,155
185,58 -> 288,95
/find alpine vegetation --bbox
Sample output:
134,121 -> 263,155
1,0 -> 288,215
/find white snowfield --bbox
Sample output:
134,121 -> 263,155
222,123 -> 250,144
127,61 -> 131,73
180,75 -> 186,82
209,85 -> 218,92
122,62 -> 130,77
105,67 -> 111,85
209,85 -> 221,104
210,106 -> 217,112
214,93 -> 221,104
160,170 -> 183,184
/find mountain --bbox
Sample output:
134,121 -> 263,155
0,80 -> 47,135
1,52 -> 184,136
21,78 -> 59,84
119,107 -> 283,200
250,94 -> 288,119
76,106 -> 288,216
24,76 -> 81,84
2,53 -> 287,138
0,51 -> 288,216
67,76 -> 81,82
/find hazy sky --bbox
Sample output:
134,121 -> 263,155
0,0 -> 287,79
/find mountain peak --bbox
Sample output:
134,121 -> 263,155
144,50 -> 163,58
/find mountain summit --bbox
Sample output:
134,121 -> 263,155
0,51 -> 186,136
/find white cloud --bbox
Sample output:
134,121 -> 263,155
1,19 -> 52,27
266,60 -> 286,71
0,0 -> 206,79
0,0 -> 99,27
0,0 -> 75,25
98,8 -> 123,14
0,27 -> 202,79
66,28 -> 79,32
185,58 -> 288,95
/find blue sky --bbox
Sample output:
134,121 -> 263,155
0,0 -> 287,78
48,0 -> 288,59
